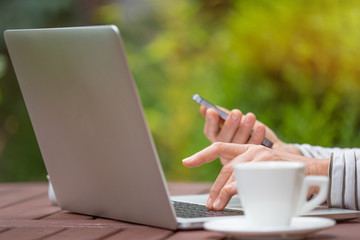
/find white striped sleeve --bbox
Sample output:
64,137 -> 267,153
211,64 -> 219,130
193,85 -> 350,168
329,150 -> 360,210
294,143 -> 353,159
329,152 -> 345,208
344,151 -> 357,209
295,144 -> 360,210
357,154 -> 360,210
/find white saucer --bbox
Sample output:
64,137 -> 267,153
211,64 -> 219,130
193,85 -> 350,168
204,216 -> 336,239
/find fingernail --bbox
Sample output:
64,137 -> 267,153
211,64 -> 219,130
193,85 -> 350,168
231,112 -> 238,121
207,197 -> 213,208
213,199 -> 221,209
245,115 -> 253,125
182,158 -> 191,164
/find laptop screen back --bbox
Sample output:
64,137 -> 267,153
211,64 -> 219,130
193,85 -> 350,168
5,26 -> 178,229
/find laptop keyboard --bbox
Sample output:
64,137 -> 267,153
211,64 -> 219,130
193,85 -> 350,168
172,201 -> 244,218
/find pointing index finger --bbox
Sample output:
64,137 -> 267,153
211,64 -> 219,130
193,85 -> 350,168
182,142 -> 249,168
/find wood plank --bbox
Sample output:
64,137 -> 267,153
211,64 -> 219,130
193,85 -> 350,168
93,218 -> 128,225
104,225 -> 173,240
165,230 -> 224,240
1,182 -> 356,240
0,227 -> 65,240
44,227 -> 123,240
93,218 -> 174,240
311,220 -> 360,240
0,194 -> 60,220
0,183 -> 47,208
44,211 -> 94,220
0,182 -> 46,191
0,219 -> 127,228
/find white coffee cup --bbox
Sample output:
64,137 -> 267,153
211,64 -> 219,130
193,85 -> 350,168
234,161 -> 328,228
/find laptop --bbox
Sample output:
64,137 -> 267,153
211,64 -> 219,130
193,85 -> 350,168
4,25 -> 360,230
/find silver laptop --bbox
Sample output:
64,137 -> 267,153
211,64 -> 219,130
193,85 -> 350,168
4,25 -> 359,230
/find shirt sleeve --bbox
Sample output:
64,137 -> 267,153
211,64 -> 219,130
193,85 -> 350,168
294,143 -> 360,210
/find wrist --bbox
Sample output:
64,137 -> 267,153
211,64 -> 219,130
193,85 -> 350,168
306,158 -> 330,176
272,141 -> 302,155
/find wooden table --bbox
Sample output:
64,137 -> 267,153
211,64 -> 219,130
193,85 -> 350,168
0,182 -> 359,240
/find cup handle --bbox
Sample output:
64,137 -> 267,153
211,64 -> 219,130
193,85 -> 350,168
298,176 -> 329,214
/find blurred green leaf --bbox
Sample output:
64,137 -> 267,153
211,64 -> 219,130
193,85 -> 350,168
1,0 -> 360,182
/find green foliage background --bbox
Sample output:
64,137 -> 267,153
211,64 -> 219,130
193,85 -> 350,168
1,0 -> 360,182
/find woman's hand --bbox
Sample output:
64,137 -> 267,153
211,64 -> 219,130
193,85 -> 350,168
182,142 -> 329,210
200,105 -> 302,158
